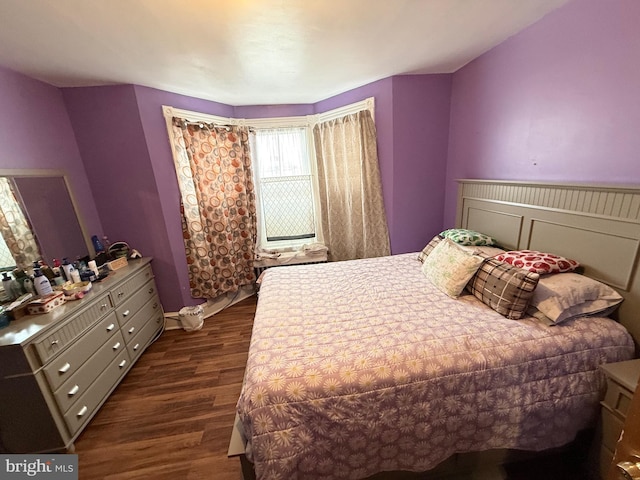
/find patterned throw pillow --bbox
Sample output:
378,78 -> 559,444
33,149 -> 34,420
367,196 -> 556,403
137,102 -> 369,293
466,254 -> 540,320
440,228 -> 496,246
421,238 -> 484,298
417,235 -> 443,263
494,250 -> 579,274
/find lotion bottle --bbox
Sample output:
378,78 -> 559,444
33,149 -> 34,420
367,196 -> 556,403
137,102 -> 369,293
2,272 -> 14,301
33,268 -> 53,296
61,258 -> 74,283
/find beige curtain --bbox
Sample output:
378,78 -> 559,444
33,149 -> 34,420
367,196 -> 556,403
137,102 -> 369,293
0,177 -> 41,269
170,118 -> 257,299
313,110 -> 390,261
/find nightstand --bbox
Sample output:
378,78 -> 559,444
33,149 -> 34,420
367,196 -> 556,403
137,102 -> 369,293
599,359 -> 640,480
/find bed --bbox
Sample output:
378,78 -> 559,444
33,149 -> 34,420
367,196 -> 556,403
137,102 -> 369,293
230,180 -> 640,480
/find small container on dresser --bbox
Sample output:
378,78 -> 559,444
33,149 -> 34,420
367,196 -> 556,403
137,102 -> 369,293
598,358 -> 640,480
0,258 -> 163,454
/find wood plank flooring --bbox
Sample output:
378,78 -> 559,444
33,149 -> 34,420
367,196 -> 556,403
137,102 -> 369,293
74,296 -> 257,480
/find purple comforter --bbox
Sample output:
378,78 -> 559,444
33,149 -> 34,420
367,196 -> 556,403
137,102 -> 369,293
237,254 -> 634,480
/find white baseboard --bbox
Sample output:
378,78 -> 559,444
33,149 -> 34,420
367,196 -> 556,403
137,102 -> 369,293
164,317 -> 182,330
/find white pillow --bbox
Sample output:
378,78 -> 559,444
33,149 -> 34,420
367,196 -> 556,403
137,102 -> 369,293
530,273 -> 623,324
421,238 -> 484,298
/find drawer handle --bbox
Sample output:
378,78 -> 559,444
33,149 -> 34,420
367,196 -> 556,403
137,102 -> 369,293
153,302 -> 158,309
77,405 -> 88,417
133,343 -> 140,351
106,323 -> 115,332
59,362 -> 71,374
119,359 -> 127,368
100,303 -> 109,310
148,287 -> 154,294
112,342 -> 121,350
50,339 -> 59,346
117,292 -> 125,298
68,385 -> 79,396
122,309 -> 130,317
128,326 -> 135,334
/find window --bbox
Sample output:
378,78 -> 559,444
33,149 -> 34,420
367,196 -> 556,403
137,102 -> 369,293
163,97 -> 374,255
251,127 -> 323,250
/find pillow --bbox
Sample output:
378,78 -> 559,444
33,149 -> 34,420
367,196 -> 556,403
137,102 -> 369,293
466,255 -> 540,320
494,250 -> 579,274
421,238 -> 484,298
459,245 -> 505,257
530,272 -> 623,324
440,228 -> 496,246
417,235 -> 443,263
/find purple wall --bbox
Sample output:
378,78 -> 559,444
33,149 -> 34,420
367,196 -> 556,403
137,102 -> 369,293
0,66 -> 102,253
391,75 -> 451,252
234,104 -> 314,118
445,0 -> 640,225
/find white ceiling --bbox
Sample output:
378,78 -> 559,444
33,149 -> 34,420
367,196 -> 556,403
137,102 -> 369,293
0,0 -> 569,106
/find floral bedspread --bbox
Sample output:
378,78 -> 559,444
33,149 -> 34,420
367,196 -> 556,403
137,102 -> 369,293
236,254 -> 634,480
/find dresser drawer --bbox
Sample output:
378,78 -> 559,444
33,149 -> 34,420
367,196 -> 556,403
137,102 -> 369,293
121,296 -> 162,342
53,331 -> 127,414
34,294 -> 114,364
115,279 -> 158,327
43,312 -> 119,391
63,350 -> 130,435
127,310 -> 163,362
111,265 -> 154,306
603,378 -> 633,419
601,403 -> 625,451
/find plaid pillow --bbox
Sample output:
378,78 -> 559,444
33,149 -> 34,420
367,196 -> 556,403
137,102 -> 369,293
417,235 -> 443,263
466,255 -> 540,320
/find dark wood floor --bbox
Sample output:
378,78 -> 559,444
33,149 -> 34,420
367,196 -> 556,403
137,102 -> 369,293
74,295 -> 594,480
74,296 -> 257,480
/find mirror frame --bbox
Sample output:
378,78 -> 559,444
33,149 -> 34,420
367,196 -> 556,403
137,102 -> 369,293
0,168 -> 93,264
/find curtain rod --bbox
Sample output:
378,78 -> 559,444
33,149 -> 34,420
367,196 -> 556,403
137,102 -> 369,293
176,118 -> 231,131
176,118 -> 255,133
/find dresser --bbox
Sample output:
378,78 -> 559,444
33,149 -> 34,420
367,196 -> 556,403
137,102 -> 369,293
599,359 -> 640,480
0,258 -> 163,453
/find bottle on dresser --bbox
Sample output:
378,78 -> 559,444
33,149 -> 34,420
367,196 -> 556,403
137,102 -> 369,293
2,272 -> 14,301
61,258 -> 76,283
33,268 -> 53,296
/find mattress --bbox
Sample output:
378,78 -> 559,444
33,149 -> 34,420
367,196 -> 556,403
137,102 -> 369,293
236,253 -> 634,480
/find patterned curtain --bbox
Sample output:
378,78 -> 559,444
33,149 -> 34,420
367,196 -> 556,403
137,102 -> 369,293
313,110 -> 391,261
0,177 -> 41,269
170,118 -> 257,299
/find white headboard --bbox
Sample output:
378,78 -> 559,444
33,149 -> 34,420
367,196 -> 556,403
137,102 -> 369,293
456,179 -> 640,347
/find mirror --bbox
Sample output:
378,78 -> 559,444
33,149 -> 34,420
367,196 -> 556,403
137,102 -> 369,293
0,170 -> 91,271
